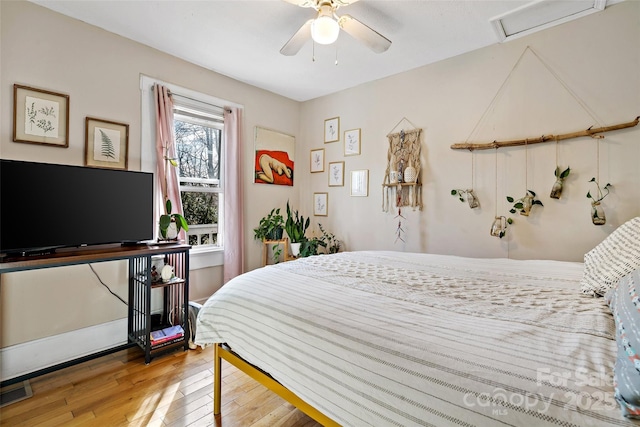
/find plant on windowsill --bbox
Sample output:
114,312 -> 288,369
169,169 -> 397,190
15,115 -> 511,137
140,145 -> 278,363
285,200 -> 310,257
159,199 -> 189,240
159,149 -> 189,240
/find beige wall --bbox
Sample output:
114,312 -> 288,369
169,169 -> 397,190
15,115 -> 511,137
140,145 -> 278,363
0,0 -> 300,346
298,0 -> 640,262
1,1 -> 639,348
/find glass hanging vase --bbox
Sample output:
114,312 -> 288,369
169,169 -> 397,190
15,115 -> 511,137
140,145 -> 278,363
490,216 -> 507,238
591,201 -> 606,225
466,189 -> 479,209
549,178 -> 564,199
520,194 -> 533,216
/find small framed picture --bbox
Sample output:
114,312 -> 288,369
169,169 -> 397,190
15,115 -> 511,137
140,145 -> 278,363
13,84 -> 70,147
328,161 -> 344,187
314,192 -> 328,216
310,148 -> 325,173
344,128 -> 361,156
324,117 -> 340,143
85,117 -> 129,170
351,169 -> 369,197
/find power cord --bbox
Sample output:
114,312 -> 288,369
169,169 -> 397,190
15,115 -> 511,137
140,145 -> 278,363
88,264 -> 127,306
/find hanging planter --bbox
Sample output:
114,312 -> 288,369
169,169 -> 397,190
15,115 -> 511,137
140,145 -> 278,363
586,178 -> 612,226
506,190 -> 543,216
450,189 -> 480,209
490,216 -> 513,239
550,166 -> 571,199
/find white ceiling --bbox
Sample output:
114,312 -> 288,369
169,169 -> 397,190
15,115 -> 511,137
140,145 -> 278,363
30,0 -> 617,102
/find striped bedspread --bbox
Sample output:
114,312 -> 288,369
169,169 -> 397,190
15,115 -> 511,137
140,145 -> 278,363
195,251 -> 636,426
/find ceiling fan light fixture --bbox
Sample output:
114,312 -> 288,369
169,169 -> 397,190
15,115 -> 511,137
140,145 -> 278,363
311,15 -> 339,45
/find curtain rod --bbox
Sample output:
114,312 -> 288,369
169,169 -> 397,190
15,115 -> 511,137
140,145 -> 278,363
152,85 -> 232,114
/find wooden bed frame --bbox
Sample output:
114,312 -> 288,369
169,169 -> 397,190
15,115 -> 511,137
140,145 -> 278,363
213,343 -> 340,426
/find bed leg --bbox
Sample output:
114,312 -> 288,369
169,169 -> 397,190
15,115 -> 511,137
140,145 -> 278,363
214,343 -> 222,415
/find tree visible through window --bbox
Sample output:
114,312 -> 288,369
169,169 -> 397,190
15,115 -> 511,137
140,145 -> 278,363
173,103 -> 223,248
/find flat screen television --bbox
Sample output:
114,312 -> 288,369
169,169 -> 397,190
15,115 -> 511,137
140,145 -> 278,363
1,159 -> 154,257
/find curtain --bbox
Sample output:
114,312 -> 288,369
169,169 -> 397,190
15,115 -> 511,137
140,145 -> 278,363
223,107 -> 245,282
154,83 -> 185,240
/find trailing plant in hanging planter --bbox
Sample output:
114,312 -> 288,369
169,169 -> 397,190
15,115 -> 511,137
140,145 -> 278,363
506,190 -> 543,216
490,215 -> 513,239
451,189 -> 480,209
550,166 -> 571,199
587,178 -> 612,226
586,178 -> 611,203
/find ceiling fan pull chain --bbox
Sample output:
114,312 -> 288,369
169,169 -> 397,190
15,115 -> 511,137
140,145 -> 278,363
312,40 -> 316,62
335,45 -> 339,65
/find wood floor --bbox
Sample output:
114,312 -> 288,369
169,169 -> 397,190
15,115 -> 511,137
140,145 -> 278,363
0,347 -> 323,427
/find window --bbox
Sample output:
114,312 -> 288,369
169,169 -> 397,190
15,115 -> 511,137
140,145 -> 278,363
172,96 -> 224,249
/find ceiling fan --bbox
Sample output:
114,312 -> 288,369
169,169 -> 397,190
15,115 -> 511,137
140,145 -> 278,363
280,0 -> 392,56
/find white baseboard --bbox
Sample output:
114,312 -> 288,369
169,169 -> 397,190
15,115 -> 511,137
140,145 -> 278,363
1,318 -> 128,382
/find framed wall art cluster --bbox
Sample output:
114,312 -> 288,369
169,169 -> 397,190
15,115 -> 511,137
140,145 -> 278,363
310,116 -> 369,216
13,83 -> 130,170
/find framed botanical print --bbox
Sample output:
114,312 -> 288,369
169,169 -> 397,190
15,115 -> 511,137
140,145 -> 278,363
314,192 -> 328,216
328,161 -> 344,187
85,117 -> 129,170
310,148 -> 325,173
324,117 -> 340,143
344,128 -> 361,156
350,169 -> 369,197
13,84 -> 70,147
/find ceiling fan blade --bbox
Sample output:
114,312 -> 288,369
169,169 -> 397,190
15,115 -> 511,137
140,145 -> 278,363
338,14 -> 391,53
280,19 -> 313,56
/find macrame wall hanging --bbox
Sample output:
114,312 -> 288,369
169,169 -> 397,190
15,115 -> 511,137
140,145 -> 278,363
450,45 -> 639,236
382,117 -> 423,212
382,117 -> 423,244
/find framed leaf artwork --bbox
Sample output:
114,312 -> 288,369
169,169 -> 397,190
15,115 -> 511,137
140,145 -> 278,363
13,84 -> 70,147
85,117 -> 129,170
324,117 -> 340,143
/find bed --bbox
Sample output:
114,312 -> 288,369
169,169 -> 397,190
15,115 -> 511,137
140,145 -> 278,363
195,249 -> 640,426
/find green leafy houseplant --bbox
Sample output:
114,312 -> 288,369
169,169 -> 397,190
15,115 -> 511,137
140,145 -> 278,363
587,178 -> 612,226
550,166 -> 571,199
586,177 -> 612,203
506,190 -> 543,216
253,208 -> 285,241
317,223 -> 341,254
159,199 -> 189,239
285,201 -> 310,244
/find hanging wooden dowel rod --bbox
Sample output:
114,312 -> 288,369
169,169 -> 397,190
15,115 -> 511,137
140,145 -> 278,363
451,116 -> 639,151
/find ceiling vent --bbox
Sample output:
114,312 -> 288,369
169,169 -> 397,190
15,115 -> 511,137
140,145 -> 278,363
490,0 -> 607,42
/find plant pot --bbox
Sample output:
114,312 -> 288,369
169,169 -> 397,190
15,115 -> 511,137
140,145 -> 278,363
466,189 -> 479,209
404,165 -> 417,183
267,227 -> 283,240
520,194 -> 533,216
490,216 -> 507,238
550,178 -> 564,199
290,242 -> 301,257
591,201 -> 606,225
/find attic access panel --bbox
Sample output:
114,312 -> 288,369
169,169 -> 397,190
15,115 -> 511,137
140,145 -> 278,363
490,0 -> 607,42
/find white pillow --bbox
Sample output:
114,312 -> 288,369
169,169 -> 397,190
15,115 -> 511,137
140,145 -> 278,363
580,217 -> 640,296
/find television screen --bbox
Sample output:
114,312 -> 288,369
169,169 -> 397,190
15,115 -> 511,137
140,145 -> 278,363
1,160 -> 154,256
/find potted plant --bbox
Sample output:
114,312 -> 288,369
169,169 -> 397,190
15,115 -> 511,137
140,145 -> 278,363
254,208 -> 285,264
587,178 -> 612,225
506,190 -> 543,216
317,223 -> 341,254
285,201 -> 310,257
253,208 -> 285,241
159,199 -> 189,240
